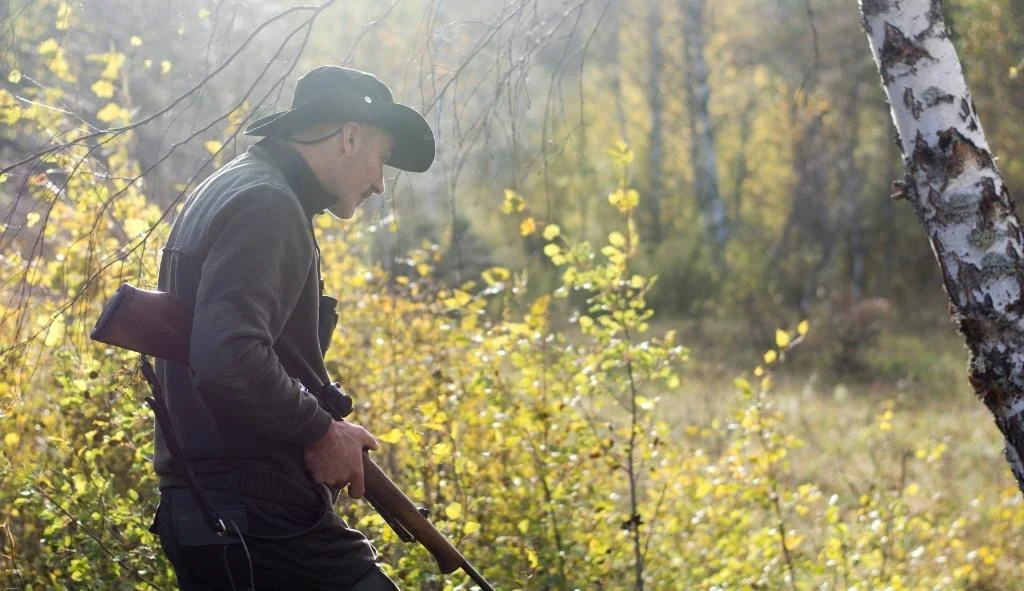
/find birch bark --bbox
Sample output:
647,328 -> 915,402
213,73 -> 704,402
861,0 -> 1024,492
682,0 -> 729,250
646,0 -> 665,245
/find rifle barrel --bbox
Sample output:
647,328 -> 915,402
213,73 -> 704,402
462,560 -> 495,591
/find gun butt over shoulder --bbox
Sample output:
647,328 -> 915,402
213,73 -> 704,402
90,283 -> 192,365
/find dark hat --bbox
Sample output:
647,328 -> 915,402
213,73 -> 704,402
244,66 -> 435,173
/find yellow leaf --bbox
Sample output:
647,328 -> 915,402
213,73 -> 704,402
542,224 -> 560,240
44,315 -> 65,348
517,518 -> 529,534
610,189 -> 640,213
754,365 -> 764,377
198,7 -> 211,19
607,141 -> 634,167
609,231 -> 626,247
39,38 -> 60,55
56,2 -> 72,30
88,51 -> 126,80
25,212 -> 40,228
7,70 -> 21,83
905,483 -> 920,496
578,316 -> 594,329
630,275 -> 644,289
798,320 -> 810,336
482,267 -> 509,285
775,329 -> 791,349
501,188 -> 525,213
91,79 -> 115,98
123,218 -> 148,236
96,102 -> 127,124
130,35 -> 142,47
204,140 -> 223,155
695,480 -> 712,498
443,289 -> 472,309
144,59 -> 152,69
464,521 -> 480,535
161,60 -> 172,75
445,502 -> 463,520
763,350 -> 778,365
73,474 -> 87,495
543,243 -> 560,257
378,428 -> 402,443
416,263 -> 430,276
520,217 -> 536,236
432,442 -> 451,458
4,432 -> 19,447
530,294 -> 551,318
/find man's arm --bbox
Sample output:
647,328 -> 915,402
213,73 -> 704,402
188,187 -> 332,447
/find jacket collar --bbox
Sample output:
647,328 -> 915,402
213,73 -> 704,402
253,137 -> 335,218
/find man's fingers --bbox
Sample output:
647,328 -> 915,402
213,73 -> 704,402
361,427 -> 380,451
347,467 -> 365,498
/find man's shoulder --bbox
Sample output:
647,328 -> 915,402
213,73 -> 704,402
203,147 -> 295,200
167,149 -> 307,253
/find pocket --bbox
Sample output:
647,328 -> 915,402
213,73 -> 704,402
349,567 -> 401,591
173,503 -> 249,546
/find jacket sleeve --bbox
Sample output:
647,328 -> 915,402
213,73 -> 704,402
188,186 -> 333,447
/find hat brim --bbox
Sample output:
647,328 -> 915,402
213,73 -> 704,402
244,97 -> 435,173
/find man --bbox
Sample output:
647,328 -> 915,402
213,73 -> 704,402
151,66 -> 435,590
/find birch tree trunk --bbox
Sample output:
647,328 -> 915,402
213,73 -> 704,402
646,0 -> 665,245
682,0 -> 729,250
861,0 -> 1024,493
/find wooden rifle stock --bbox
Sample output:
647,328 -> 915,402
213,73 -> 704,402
91,283 -> 490,585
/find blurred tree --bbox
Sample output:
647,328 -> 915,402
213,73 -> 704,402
645,0 -> 665,245
682,0 -> 728,252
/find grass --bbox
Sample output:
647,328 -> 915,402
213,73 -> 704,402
665,312 -> 1024,585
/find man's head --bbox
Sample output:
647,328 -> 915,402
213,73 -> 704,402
286,121 -> 393,219
244,66 -> 434,218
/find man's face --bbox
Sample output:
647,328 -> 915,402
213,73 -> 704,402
324,123 -> 394,219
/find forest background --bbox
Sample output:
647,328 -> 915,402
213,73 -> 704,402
2,0 -> 1024,589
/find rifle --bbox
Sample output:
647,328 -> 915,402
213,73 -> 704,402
90,283 -> 494,591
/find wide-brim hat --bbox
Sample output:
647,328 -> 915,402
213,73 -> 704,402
244,66 -> 435,173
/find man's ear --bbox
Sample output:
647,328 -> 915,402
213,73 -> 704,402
339,122 -> 361,154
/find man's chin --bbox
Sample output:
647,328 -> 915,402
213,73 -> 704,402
327,203 -> 356,220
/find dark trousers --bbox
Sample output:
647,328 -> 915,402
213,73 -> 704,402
154,488 -> 400,591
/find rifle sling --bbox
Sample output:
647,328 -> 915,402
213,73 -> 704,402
140,357 -> 230,537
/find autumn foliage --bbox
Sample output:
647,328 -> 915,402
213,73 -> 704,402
5,0 -> 1024,589
0,111 -> 1022,587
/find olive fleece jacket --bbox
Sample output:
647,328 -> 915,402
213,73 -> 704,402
154,137 -> 343,498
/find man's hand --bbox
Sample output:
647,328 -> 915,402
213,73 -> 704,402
304,420 -> 379,498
